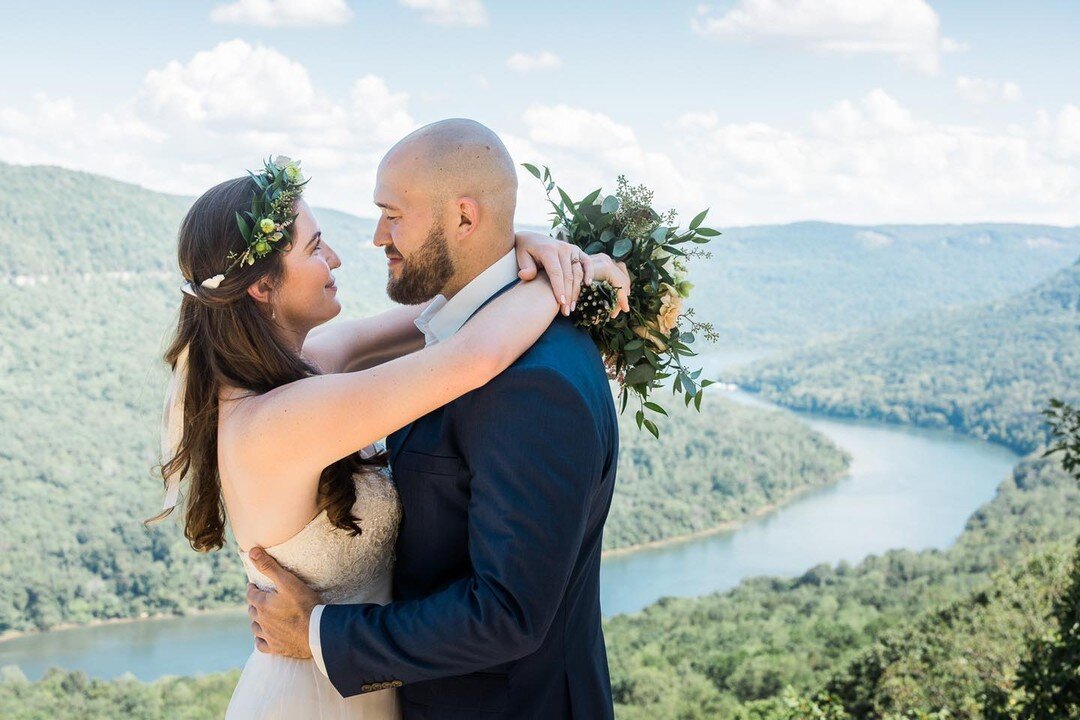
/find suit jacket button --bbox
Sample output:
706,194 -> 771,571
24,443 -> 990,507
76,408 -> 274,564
392,680 -> 403,688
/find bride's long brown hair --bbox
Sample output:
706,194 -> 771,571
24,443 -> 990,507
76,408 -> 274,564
149,176 -> 378,552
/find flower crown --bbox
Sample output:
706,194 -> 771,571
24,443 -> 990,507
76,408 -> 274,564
184,156 -> 308,293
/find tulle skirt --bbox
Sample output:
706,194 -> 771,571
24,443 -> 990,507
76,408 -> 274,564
226,649 -> 401,719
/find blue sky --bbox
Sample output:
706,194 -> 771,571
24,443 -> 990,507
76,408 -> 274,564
2,0 -> 1078,226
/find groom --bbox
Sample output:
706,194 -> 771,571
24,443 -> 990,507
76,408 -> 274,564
248,119 -> 619,719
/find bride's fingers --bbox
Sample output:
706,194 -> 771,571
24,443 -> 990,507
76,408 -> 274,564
251,620 -> 262,637
571,260 -> 584,309
581,253 -> 595,287
515,245 -> 538,281
255,637 -> 270,654
247,605 -> 258,620
560,250 -> 574,316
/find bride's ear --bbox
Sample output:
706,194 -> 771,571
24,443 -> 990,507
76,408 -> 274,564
246,276 -> 275,306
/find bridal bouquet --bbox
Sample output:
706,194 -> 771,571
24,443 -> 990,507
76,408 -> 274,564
524,164 -> 720,438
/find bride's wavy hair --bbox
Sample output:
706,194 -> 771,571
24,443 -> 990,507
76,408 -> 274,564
148,176 -> 378,552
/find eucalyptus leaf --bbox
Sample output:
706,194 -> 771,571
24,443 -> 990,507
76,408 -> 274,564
689,208 -> 708,230
644,402 -> 668,416
624,362 -> 657,386
642,418 -> 660,439
612,237 -> 633,258
601,195 -> 620,214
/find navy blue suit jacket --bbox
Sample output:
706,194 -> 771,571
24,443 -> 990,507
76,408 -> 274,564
319,312 -> 619,720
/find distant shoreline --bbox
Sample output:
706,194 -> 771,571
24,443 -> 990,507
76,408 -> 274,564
0,605 -> 245,645
601,468 -> 847,559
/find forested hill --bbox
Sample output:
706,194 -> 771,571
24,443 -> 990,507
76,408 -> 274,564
690,220 -> 1080,349
0,164 -> 848,634
729,257 -> 1080,454
5,161 -> 1080,348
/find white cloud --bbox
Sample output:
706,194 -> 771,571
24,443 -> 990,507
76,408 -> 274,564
5,42 -> 1080,229
692,0 -> 956,73
506,51 -> 562,72
671,91 -> 1080,225
956,76 -> 1022,104
513,104 -> 704,224
210,0 -> 353,27
399,0 -> 487,27
0,41 -> 416,214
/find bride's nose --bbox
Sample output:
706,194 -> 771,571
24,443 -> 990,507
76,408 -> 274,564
326,243 -> 342,269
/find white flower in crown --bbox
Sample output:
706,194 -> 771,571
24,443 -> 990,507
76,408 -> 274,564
201,274 -> 225,290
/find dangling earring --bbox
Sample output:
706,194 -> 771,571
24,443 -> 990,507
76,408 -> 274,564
271,306 -> 276,321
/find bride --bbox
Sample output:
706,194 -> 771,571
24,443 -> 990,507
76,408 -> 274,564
152,156 -> 629,718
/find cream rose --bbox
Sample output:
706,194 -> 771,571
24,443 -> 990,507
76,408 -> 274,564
657,283 -> 683,334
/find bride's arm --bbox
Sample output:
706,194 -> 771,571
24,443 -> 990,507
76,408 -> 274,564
239,277 -> 562,476
303,304 -> 429,374
302,231 -> 599,374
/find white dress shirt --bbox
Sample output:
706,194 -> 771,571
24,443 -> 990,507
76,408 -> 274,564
308,249 -> 519,678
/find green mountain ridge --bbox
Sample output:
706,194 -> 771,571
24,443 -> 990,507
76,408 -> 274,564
729,259 -> 1080,454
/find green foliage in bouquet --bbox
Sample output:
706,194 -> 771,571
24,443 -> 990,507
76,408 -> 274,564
523,163 -> 721,437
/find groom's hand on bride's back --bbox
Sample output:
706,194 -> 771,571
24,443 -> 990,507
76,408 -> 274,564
246,547 -> 319,659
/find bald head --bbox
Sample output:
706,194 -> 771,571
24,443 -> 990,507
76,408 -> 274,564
381,119 -> 518,232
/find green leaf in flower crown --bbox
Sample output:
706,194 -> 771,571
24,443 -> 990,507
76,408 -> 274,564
601,195 -> 620,214
689,208 -> 708,230
612,237 -> 633,259
624,362 -> 657,386
235,212 -> 251,242
695,227 -> 721,237
522,163 -> 543,180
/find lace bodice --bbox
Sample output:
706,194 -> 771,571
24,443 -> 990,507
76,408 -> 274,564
238,468 -> 401,605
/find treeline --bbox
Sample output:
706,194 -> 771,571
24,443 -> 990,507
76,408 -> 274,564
3,450 -> 1074,719
603,450 -> 1079,719
730,258 -> 1080,454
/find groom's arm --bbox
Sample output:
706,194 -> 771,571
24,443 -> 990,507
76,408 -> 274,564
319,364 -> 604,697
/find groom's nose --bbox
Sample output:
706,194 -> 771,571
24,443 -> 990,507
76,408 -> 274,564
373,216 -> 391,247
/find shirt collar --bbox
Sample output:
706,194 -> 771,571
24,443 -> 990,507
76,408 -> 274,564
414,249 -> 519,345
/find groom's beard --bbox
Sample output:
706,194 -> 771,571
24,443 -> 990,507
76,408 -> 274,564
386,222 -> 455,305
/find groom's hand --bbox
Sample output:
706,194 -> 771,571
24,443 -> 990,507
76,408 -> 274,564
246,547 -> 319,659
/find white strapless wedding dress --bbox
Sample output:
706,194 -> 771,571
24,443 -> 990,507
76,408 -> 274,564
226,468 -> 403,719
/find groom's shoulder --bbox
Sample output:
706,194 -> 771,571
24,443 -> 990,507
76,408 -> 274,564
476,317 -> 608,404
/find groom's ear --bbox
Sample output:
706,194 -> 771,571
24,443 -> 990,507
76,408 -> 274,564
454,197 -> 480,241
246,276 -> 275,305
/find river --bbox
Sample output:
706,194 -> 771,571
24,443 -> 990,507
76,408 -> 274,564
0,352 -> 1020,681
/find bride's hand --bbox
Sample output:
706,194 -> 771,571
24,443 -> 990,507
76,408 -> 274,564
514,230 -> 631,319
587,252 -> 632,319
514,230 -> 593,316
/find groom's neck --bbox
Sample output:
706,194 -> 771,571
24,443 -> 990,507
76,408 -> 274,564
440,233 -> 513,299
